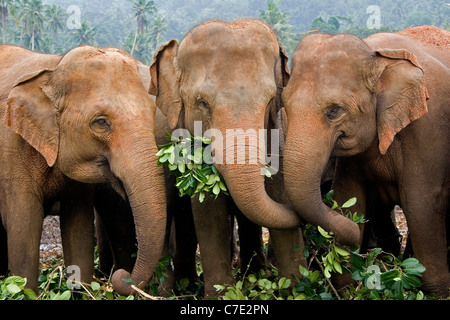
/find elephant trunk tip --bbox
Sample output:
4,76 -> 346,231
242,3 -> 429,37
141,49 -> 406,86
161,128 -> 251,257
111,269 -> 139,296
328,211 -> 361,246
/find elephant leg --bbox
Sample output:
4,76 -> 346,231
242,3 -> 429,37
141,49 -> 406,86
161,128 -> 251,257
233,204 -> 266,274
94,210 -> 114,276
399,180 -> 450,296
4,193 -> 44,291
60,184 -> 95,285
268,229 -> 306,279
157,206 -> 175,296
94,184 -> 137,274
191,194 -> 233,298
172,194 -> 198,284
0,222 -> 8,275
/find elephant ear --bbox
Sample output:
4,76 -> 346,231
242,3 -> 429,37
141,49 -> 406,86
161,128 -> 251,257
149,39 -> 184,129
374,49 -> 429,155
274,42 -> 290,111
271,42 -> 290,132
276,41 -> 290,88
3,69 -> 60,166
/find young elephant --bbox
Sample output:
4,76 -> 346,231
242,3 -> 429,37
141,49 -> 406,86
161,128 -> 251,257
282,26 -> 449,296
150,19 -> 306,297
0,45 -> 167,295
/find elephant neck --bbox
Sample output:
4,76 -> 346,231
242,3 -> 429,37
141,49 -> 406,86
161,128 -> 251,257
346,139 -> 402,184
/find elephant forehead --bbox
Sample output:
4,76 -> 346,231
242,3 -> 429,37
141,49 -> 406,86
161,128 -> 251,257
178,21 -> 278,66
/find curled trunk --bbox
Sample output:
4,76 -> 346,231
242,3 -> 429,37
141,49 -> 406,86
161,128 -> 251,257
283,115 -> 360,246
110,131 -> 167,295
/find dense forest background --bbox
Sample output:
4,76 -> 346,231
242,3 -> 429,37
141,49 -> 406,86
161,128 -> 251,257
0,0 -> 449,64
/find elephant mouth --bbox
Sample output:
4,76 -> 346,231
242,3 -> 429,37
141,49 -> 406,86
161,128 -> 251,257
98,157 -> 127,200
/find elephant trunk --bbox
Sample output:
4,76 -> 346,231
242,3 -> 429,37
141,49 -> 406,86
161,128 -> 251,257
283,113 -> 360,246
212,116 -> 300,229
110,128 -> 167,296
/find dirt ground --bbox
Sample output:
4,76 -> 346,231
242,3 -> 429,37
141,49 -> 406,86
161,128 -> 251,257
39,216 -> 64,268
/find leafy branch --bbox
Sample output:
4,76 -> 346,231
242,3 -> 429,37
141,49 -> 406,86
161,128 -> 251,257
156,134 -> 228,202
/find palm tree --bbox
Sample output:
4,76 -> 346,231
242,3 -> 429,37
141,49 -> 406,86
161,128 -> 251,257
130,0 -> 155,34
147,13 -> 167,51
129,0 -> 155,55
20,0 -> 45,51
71,18 -> 97,47
45,4 -> 66,52
0,0 -> 13,44
260,0 -> 298,56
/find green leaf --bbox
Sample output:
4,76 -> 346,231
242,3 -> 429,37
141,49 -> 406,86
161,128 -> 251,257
5,276 -> 26,287
401,258 -> 426,276
6,284 -> 22,295
318,226 -> 332,239
218,181 -> 227,191
214,284 -> 225,292
333,260 -> 343,274
91,281 -> 101,292
416,291 -> 424,300
23,288 -> 37,300
278,278 -> 291,289
206,174 -> 216,185
51,290 -> 71,300
155,148 -> 165,157
369,290 -> 381,300
298,265 -> 309,277
163,145 -> 175,154
248,274 -> 257,283
264,166 -> 272,178
159,152 -> 169,163
193,147 -> 203,163
342,197 -> 357,208
168,151 -> 175,164
334,245 -> 350,257
212,183 -> 221,195
350,253 -> 364,270
402,274 -> 422,289
198,191 -> 205,203
324,265 -> 332,278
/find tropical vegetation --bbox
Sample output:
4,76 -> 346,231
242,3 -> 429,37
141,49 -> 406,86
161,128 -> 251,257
0,0 -> 448,62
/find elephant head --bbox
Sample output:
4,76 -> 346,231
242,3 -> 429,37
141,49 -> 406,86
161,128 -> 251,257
282,33 -> 428,246
2,46 -> 167,295
149,19 -> 300,229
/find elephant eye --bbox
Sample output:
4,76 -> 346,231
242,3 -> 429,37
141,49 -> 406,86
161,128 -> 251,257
91,116 -> 111,131
96,118 -> 108,126
199,100 -> 211,109
198,99 -> 212,112
325,104 -> 344,121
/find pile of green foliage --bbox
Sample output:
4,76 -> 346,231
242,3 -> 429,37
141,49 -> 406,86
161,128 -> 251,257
156,134 -> 229,202
215,192 -> 428,300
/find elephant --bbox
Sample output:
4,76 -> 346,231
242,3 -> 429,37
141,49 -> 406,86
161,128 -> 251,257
0,44 -> 167,295
94,107 -> 199,295
281,26 -> 450,296
149,19 -> 306,297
